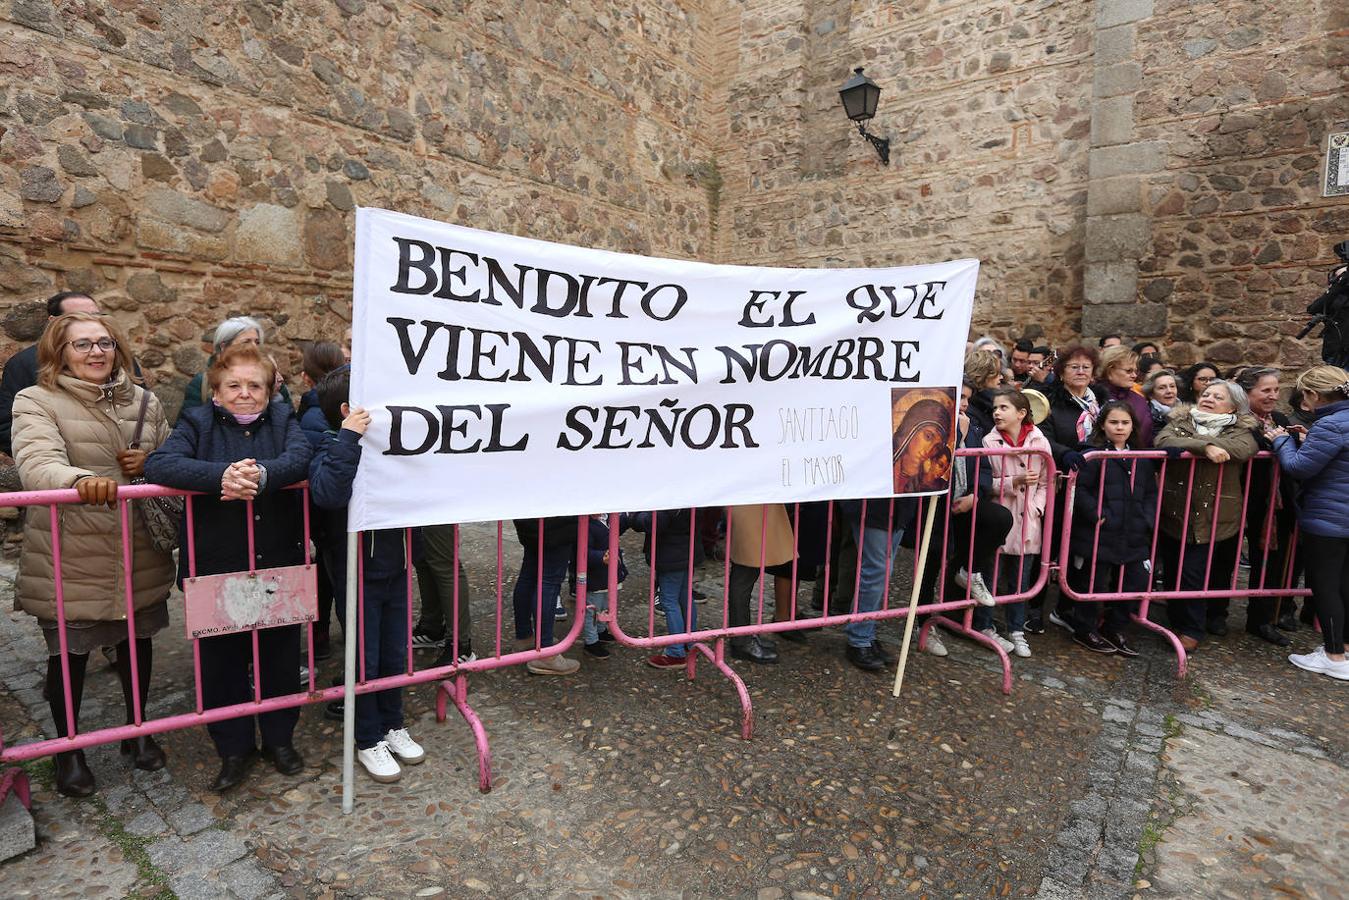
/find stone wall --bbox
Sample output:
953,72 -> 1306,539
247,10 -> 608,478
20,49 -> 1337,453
0,1 -> 720,418
713,0 -> 1348,364
713,0 -> 1098,347
1,0 -> 1345,408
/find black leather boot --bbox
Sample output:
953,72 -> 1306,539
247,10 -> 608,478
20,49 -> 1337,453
54,749 -> 96,798
121,735 -> 167,771
729,636 -> 778,664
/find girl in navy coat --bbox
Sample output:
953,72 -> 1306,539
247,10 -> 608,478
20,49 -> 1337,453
1269,365 -> 1349,681
1066,400 -> 1158,657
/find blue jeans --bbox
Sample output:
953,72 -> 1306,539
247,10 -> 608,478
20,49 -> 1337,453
512,544 -> 570,648
656,570 -> 697,658
845,523 -> 905,648
973,553 -> 1037,634
582,590 -> 607,645
335,572 -> 408,750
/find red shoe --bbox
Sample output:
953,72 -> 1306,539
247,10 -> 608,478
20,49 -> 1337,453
646,654 -> 687,669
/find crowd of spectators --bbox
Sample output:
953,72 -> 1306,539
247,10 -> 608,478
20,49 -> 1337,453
2,293 -> 1347,798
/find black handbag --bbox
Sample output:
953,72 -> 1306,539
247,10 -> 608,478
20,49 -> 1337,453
129,390 -> 183,553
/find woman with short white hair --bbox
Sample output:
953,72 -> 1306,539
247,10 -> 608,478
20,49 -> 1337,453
1154,379 -> 1258,650
178,316 -> 290,422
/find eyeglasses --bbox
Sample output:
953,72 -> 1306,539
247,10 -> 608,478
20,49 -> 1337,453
1065,364 -> 1093,373
65,338 -> 117,354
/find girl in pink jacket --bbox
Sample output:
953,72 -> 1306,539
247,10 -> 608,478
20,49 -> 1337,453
975,389 -> 1052,659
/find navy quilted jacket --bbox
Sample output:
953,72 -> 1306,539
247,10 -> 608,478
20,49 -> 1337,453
145,400 -> 312,585
1273,398 -> 1349,538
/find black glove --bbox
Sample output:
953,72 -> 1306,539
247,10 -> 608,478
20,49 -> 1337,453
1162,446 -> 1186,460
1062,450 -> 1086,471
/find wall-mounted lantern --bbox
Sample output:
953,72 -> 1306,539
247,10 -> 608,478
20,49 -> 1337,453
838,67 -> 890,165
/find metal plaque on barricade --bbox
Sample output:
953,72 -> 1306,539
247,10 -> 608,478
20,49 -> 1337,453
183,565 -> 318,639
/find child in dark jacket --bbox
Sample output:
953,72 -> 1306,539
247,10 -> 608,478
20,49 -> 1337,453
1067,400 -> 1158,657
568,514 -> 628,659
308,367 -> 426,784
630,508 -> 703,669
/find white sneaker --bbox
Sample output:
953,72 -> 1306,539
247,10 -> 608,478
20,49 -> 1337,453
955,569 -> 996,606
526,653 -> 580,676
1048,610 -> 1074,633
1009,631 -> 1032,659
383,728 -> 425,765
925,629 -> 948,657
357,741 -> 401,783
1290,647 -> 1349,680
554,601 -> 567,620
980,628 -> 1015,653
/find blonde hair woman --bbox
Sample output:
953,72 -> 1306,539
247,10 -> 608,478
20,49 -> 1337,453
1267,365 -> 1349,680
12,313 -> 175,796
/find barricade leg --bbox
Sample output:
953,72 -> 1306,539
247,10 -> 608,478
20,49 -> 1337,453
436,674 -> 492,793
927,609 -> 1014,695
0,767 -> 31,811
690,638 -> 753,740
1132,598 -> 1187,679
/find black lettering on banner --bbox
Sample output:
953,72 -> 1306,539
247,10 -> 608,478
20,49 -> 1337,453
386,404 -> 528,455
845,280 -> 947,323
385,406 -> 438,455
738,290 -> 817,328
715,339 -> 921,383
556,400 -> 759,451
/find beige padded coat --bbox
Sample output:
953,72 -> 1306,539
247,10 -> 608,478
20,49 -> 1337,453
12,371 -> 175,623
728,504 -> 796,569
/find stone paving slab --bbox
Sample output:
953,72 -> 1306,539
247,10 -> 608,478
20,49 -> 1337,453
1148,728 -> 1347,900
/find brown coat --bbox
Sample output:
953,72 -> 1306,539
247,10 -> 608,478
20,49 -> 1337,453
12,371 -> 175,623
1154,405 -> 1259,544
728,504 -> 795,568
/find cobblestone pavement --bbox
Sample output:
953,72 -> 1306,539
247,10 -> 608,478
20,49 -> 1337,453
0,529 -> 1344,899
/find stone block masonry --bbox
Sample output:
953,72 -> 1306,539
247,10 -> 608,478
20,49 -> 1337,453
0,0 -> 1344,389
0,1 -> 722,418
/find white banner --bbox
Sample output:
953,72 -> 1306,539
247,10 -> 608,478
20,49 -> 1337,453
348,208 -> 978,530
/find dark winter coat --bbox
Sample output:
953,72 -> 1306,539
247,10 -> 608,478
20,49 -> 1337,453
308,427 -> 422,581
145,400 -> 312,586
630,508 -> 705,573
1069,450 -> 1159,565
1274,398 -> 1349,539
0,343 -> 39,457
1154,405 -> 1259,544
568,516 -> 628,595
1041,383 -> 1107,465
1245,411 -> 1295,553
966,388 -> 996,437
513,516 -> 579,559
297,388 -> 331,449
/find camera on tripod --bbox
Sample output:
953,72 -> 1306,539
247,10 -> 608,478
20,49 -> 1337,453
1300,240 -> 1349,367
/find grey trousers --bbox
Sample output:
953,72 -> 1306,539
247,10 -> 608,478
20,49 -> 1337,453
413,524 -> 473,650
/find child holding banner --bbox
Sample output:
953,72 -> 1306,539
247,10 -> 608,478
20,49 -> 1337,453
309,367 -> 427,783
977,389 -> 1051,659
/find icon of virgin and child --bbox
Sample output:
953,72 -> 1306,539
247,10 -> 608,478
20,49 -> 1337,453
890,387 -> 957,494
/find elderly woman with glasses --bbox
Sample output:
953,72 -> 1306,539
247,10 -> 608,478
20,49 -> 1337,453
178,316 -> 291,423
10,313 -> 176,797
1094,345 -> 1153,447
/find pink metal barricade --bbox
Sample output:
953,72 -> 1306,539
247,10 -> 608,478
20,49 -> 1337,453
602,446 -> 1058,738
0,482 -> 592,798
1057,449 -> 1310,677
